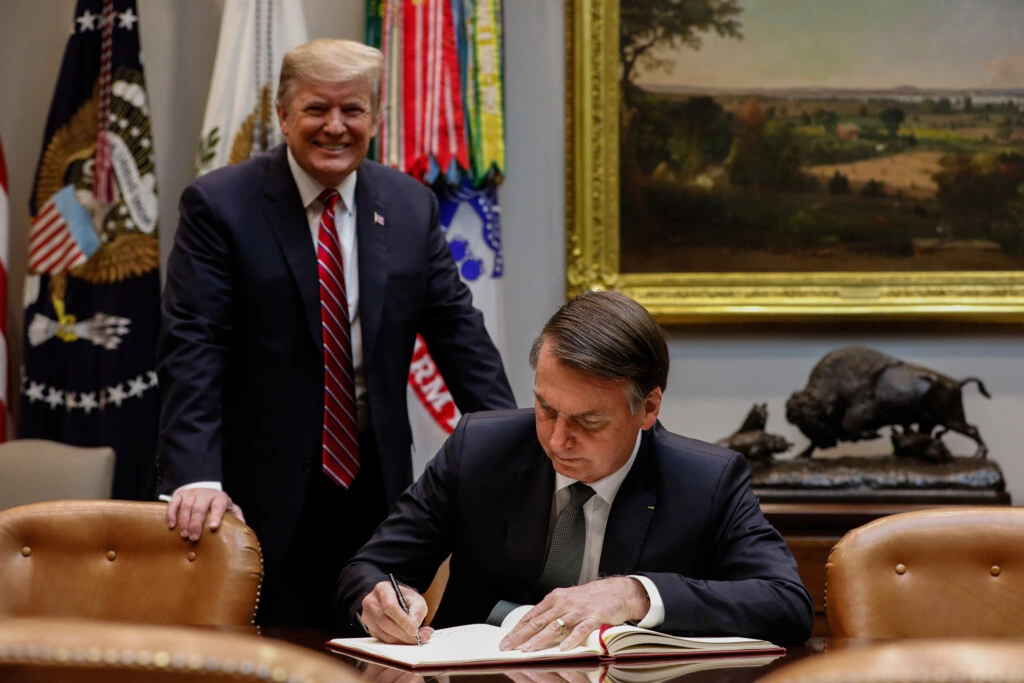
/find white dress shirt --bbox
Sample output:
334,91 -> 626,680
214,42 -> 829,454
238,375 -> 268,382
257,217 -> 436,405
169,155 -> 369,496
551,430 -> 666,628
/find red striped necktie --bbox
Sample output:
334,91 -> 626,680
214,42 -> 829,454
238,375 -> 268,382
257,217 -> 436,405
317,189 -> 359,488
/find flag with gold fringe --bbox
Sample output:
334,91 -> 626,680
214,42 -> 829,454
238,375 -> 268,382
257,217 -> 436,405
369,0 -> 507,472
196,0 -> 308,176
21,0 -> 159,498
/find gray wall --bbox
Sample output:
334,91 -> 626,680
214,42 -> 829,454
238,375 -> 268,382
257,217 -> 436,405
2,0 -> 1022,498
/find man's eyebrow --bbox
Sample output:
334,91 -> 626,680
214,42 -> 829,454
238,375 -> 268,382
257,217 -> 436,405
533,391 -> 609,422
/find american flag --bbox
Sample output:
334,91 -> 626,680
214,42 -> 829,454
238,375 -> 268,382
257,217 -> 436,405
28,188 -> 93,275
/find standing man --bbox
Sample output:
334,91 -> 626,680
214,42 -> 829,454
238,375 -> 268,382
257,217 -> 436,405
155,39 -> 515,627
339,291 -> 814,646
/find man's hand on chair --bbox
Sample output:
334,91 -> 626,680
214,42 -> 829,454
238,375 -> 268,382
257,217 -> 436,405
165,488 -> 245,542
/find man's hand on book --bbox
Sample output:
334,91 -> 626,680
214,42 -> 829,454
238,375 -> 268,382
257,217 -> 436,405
500,577 -> 651,652
361,580 -> 434,645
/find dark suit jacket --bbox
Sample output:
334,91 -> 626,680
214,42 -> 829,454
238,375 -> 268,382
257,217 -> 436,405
154,145 -> 515,573
337,409 -> 814,645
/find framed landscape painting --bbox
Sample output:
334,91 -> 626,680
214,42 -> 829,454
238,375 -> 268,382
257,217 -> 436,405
566,0 -> 1024,321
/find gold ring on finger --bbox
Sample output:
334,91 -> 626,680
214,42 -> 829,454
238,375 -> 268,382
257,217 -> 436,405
555,618 -> 566,636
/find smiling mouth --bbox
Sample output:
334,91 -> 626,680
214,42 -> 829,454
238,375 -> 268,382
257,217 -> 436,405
317,143 -> 349,152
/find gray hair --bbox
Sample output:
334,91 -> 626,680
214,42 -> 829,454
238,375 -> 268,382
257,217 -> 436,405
529,291 -> 669,414
276,39 -> 384,120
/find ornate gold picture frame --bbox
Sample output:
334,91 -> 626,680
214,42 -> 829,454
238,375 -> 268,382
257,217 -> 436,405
566,0 -> 1024,323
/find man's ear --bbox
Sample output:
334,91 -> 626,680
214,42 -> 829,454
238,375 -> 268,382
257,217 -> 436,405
369,115 -> 382,139
276,103 -> 289,133
640,387 -> 662,430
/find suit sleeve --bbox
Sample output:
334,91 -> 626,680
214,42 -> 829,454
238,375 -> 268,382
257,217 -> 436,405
154,182 -> 234,494
636,455 -> 815,645
335,411 -> 466,632
418,193 -> 516,412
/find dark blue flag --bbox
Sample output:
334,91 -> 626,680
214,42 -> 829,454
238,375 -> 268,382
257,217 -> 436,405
22,0 -> 159,499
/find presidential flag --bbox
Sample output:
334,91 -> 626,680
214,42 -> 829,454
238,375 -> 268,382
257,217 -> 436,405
0,139 -> 9,441
196,0 -> 308,175
22,0 -> 159,499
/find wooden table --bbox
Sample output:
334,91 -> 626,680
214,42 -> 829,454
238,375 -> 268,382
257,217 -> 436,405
253,629 -> 864,682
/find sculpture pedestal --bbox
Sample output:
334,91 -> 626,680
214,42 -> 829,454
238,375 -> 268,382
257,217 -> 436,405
754,456 -> 1011,636
752,455 -> 1008,504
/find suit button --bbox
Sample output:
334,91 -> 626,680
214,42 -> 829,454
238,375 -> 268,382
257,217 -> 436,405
303,458 -> 314,472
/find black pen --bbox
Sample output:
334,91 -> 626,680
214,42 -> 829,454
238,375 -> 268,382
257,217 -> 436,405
388,572 -> 423,646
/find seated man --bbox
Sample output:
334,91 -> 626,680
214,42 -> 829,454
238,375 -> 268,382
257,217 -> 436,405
336,291 -> 814,649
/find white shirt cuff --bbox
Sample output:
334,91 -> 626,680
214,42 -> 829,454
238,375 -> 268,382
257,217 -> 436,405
157,481 -> 223,502
630,575 -> 665,628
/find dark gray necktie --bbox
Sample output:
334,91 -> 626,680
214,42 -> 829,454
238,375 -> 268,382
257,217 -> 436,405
538,481 -> 596,593
485,481 -> 597,626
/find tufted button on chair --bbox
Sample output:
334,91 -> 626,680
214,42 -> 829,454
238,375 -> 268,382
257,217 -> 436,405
0,617 -> 361,682
0,501 -> 263,625
825,507 -> 1024,637
760,640 -> 1024,683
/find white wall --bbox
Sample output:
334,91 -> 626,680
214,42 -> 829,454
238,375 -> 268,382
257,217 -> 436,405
2,0 -> 1022,499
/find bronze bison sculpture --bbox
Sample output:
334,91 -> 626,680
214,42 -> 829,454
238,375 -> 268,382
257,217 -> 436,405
786,347 -> 989,459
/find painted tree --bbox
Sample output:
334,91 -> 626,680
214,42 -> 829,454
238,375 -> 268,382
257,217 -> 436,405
620,0 -> 743,106
619,0 -> 743,240
879,107 -> 905,137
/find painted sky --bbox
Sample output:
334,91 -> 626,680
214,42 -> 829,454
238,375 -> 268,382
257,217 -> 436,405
633,0 -> 1024,90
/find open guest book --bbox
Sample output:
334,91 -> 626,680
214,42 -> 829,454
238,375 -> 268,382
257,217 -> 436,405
327,606 -> 783,670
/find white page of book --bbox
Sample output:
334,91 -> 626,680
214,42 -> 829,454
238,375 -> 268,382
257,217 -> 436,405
338,621 -> 595,666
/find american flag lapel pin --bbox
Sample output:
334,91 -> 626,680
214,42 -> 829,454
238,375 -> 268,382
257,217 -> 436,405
374,211 -> 385,226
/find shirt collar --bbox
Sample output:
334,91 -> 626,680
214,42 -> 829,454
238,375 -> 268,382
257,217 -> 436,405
554,429 -> 644,505
286,147 -> 357,214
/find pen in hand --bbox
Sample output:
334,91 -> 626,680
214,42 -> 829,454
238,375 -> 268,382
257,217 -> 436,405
388,572 -> 423,646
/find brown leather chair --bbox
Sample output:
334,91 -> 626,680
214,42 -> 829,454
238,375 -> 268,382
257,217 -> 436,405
0,501 -> 262,625
422,555 -> 450,626
0,617 -> 361,682
825,507 -> 1024,637
0,440 -> 115,511
760,640 -> 1024,683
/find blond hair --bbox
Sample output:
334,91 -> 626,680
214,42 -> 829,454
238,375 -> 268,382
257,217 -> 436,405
277,39 -> 384,117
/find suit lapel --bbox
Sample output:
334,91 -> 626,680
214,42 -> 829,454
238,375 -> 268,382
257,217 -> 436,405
599,427 -> 658,576
503,442 -> 556,594
354,163 -> 387,366
263,146 -> 321,351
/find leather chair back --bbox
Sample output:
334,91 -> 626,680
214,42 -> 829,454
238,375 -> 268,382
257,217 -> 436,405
0,440 -> 114,511
0,617 -> 361,682
422,555 -> 450,626
825,507 -> 1024,637
760,640 -> 1024,683
0,501 -> 262,625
